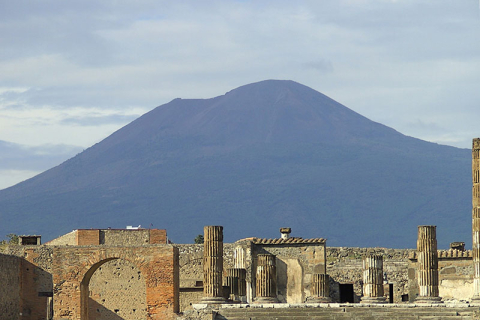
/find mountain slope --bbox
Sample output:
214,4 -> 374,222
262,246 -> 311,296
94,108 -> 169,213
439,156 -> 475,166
0,80 -> 471,248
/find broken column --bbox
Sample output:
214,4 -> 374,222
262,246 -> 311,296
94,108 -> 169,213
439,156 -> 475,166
361,254 -> 386,303
226,268 -> 246,301
415,225 -> 442,303
255,254 -> 278,303
311,273 -> 332,303
473,138 -> 480,302
202,226 -> 226,303
233,246 -> 248,301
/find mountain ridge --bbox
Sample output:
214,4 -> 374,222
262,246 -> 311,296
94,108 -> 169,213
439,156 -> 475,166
0,80 -> 471,248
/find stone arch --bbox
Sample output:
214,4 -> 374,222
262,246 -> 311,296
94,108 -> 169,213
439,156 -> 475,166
80,257 -> 147,320
52,246 -> 179,320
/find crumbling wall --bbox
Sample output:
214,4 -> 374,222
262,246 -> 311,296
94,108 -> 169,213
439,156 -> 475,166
3,245 -> 54,320
100,229 -> 150,246
44,230 -> 77,246
0,253 -> 21,320
408,249 -> 473,302
250,243 -> 326,303
176,244 -> 235,288
176,243 -> 235,311
51,245 -> 178,320
89,258 -> 147,320
327,247 -> 413,303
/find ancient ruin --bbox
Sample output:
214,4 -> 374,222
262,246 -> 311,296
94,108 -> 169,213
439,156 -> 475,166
415,225 -> 442,303
201,226 -> 225,304
360,254 -> 386,304
1,137 -> 480,319
473,138 -> 480,302
254,254 -> 278,303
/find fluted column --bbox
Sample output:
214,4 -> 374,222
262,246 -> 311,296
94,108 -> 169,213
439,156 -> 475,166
254,254 -> 278,303
311,273 -> 332,303
234,246 -> 246,269
415,225 -> 442,303
472,138 -> 480,302
226,268 -> 247,301
202,226 -> 226,303
361,255 -> 386,303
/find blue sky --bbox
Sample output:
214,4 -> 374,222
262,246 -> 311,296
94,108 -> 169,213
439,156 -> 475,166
1,0 -> 480,189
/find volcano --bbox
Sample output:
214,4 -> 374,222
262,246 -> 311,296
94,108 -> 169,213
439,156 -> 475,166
0,80 -> 471,248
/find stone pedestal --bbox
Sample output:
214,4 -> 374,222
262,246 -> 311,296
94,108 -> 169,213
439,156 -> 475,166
311,273 -> 332,303
202,226 -> 226,303
415,225 -> 442,304
361,254 -> 386,304
473,138 -> 480,302
255,254 -> 278,303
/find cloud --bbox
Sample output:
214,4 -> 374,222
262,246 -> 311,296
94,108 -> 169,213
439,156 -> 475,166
302,60 -> 334,73
0,140 -> 83,171
0,0 -> 479,157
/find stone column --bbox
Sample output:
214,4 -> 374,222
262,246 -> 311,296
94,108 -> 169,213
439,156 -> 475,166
232,246 -> 247,301
415,225 -> 442,303
233,246 -> 246,269
361,254 -> 386,303
473,138 -> 480,302
202,226 -> 226,303
311,273 -> 332,303
255,254 -> 278,303
226,268 -> 247,301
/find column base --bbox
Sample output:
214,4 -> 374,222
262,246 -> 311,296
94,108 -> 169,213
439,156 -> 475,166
360,296 -> 387,304
470,295 -> 480,304
311,296 -> 332,303
201,296 -> 227,304
254,296 -> 279,303
415,296 -> 443,304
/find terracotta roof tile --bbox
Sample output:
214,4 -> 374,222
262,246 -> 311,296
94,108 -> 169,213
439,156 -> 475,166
249,237 -> 326,245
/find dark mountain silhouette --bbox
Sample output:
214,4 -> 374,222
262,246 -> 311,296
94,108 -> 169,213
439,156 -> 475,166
0,80 -> 471,248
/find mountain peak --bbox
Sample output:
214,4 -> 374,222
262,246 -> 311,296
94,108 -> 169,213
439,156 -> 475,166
0,80 -> 470,248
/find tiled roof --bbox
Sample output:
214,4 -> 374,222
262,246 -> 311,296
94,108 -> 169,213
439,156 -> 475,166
250,237 -> 326,245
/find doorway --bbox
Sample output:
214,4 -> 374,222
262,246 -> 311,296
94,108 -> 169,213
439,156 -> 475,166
339,284 -> 354,303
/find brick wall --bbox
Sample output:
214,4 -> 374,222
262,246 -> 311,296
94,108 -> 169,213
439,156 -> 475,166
149,229 -> 167,244
77,229 -> 100,245
52,245 -> 179,320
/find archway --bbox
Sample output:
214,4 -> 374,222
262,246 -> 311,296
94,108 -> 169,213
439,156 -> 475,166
81,258 -> 147,319
52,246 -> 179,320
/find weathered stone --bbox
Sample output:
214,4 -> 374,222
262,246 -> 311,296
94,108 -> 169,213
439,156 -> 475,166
202,226 -> 226,303
255,254 -> 278,303
415,225 -> 442,303
311,273 -> 332,303
361,254 -> 386,304
473,138 -> 480,302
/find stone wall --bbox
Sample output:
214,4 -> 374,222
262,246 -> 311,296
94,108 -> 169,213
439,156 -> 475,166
52,245 -> 179,320
250,242 -> 326,303
89,259 -> 147,320
45,229 -> 167,246
176,244 -> 236,288
2,245 -> 54,319
0,253 -> 21,320
408,249 -> 473,302
176,241 -> 326,305
45,230 -> 76,245
101,229 -> 150,246
326,247 -> 413,303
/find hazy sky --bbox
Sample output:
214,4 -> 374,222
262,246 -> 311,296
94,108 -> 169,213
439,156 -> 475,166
1,0 -> 480,190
